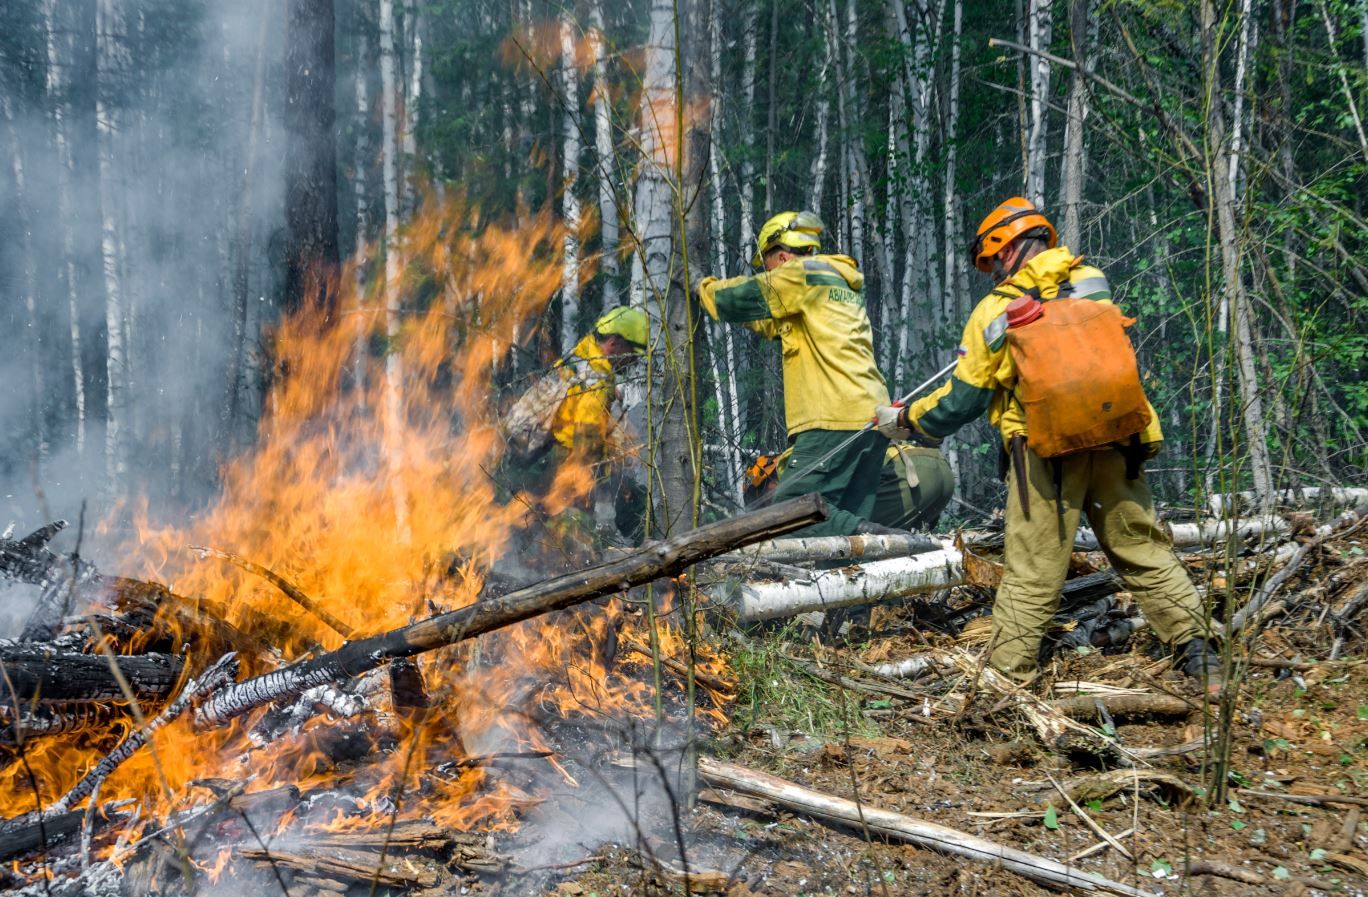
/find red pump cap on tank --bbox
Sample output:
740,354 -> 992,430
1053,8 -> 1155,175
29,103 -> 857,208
1005,294 -> 1044,328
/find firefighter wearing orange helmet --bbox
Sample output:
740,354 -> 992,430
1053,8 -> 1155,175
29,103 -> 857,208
874,198 -> 1220,691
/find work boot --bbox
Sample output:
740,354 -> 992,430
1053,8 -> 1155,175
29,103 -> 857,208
1176,639 -> 1224,697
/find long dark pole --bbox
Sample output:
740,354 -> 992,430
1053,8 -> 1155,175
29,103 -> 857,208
195,495 -> 829,726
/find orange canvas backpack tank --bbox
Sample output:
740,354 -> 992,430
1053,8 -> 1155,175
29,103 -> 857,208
1005,296 -> 1151,458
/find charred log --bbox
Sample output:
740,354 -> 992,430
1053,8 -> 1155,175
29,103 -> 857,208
195,496 -> 828,727
0,643 -> 184,704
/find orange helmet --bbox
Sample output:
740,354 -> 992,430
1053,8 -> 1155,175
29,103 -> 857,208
969,197 -> 1056,272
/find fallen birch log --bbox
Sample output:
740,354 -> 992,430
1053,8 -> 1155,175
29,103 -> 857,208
727,546 -> 963,623
1074,517 -> 1289,552
194,495 -> 827,727
720,532 -> 944,565
1048,694 -> 1194,722
1207,486 -> 1368,516
698,757 -> 1151,897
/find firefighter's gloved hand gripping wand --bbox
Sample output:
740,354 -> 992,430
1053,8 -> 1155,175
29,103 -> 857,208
757,358 -> 959,504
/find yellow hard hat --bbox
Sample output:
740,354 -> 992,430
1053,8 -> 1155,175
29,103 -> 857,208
752,210 -> 824,268
594,306 -> 648,352
969,197 -> 1056,272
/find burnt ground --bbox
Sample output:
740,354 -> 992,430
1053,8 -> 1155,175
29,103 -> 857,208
542,540 -> 1368,897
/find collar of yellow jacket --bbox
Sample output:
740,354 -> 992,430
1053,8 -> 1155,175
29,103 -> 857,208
999,246 -> 1080,297
560,333 -> 614,374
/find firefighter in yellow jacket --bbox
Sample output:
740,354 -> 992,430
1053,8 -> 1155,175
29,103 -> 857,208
501,306 -> 646,535
875,198 -> 1220,689
697,211 -> 896,537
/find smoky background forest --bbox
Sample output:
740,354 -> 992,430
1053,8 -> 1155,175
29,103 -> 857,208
0,0 -> 1364,547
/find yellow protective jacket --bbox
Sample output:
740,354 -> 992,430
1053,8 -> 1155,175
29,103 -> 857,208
697,254 -> 890,435
549,333 -> 618,453
904,246 -> 1164,449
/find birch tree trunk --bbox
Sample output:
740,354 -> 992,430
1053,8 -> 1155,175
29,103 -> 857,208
1202,0 -> 1273,502
401,0 -> 423,213
559,14 -> 583,354
738,4 -> 759,259
707,0 -> 745,507
96,0 -> 129,493
1058,0 -> 1089,249
1025,0 -> 1053,206
633,0 -> 697,534
1,95 -> 48,467
588,0 -> 620,310
44,0 -> 87,462
379,0 -> 410,537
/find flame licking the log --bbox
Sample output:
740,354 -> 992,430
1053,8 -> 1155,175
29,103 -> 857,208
0,193 -> 734,870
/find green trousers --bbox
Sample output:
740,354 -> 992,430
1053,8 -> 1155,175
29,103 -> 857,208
771,429 -> 889,537
990,446 -> 1212,682
871,446 -> 955,530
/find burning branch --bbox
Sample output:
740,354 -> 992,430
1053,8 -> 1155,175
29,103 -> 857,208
194,495 -> 828,727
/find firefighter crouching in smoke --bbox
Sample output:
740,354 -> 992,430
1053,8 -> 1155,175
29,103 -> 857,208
499,306 -> 647,542
697,211 -> 901,537
874,197 -> 1222,691
745,445 -> 953,531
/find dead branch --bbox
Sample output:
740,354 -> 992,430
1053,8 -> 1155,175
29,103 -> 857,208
1184,859 -> 1264,885
192,545 -> 357,638
698,757 -> 1151,897
720,532 -> 945,565
1048,694 -> 1194,721
194,495 -> 827,727
0,642 -> 184,704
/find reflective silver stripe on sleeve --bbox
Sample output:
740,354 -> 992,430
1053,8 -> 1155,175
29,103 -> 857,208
983,312 -> 1008,350
802,258 -> 841,275
1070,274 -> 1111,298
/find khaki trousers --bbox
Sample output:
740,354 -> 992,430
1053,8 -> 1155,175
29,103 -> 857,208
989,446 -> 1212,682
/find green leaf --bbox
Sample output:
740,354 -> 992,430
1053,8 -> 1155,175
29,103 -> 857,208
867,699 -> 892,710
1356,705 -> 1368,721
1086,799 -> 1104,813
1273,866 -> 1291,881
1230,819 -> 1246,831
1228,798 -> 1245,814
1310,848 -> 1327,861
1151,858 -> 1173,877
1043,805 -> 1059,830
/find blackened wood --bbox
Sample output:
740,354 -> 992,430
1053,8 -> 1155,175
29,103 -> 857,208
0,704 -> 124,747
196,496 -> 828,726
0,643 -> 183,703
0,810 -> 84,863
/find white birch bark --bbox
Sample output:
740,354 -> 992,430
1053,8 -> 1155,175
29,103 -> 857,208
1203,0 -> 1273,502
1025,0 -> 1053,206
941,0 -> 963,324
1317,0 -> 1368,158
738,4 -> 759,260
587,0 -> 620,309
97,0 -> 130,492
559,15 -> 583,354
1058,0 -> 1090,249
380,0 -> 410,537
401,0 -> 423,212
44,0 -> 86,461
2,95 -> 48,466
707,0 -> 745,506
807,17 -> 834,214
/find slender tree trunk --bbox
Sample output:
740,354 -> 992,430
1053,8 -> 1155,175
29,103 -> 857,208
1317,0 -> 1368,158
806,21 -> 832,215
2,95 -> 48,468
44,0 -> 87,462
588,0 -> 620,311
634,0 -> 696,535
559,14 -> 583,354
401,0 -> 423,212
352,15 -> 371,399
96,0 -> 129,493
224,11 -> 270,451
738,4 -> 759,257
1202,0 -> 1273,501
1058,0 -> 1089,248
380,0 -> 410,537
765,0 -> 779,212
941,0 -> 964,493
1025,0 -> 1052,206
282,0 -> 340,315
